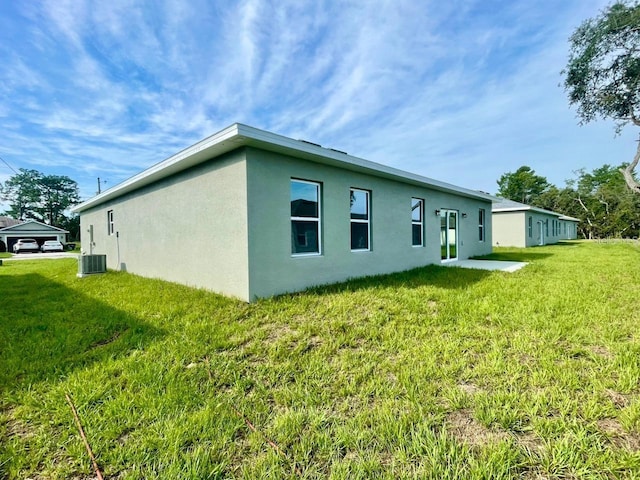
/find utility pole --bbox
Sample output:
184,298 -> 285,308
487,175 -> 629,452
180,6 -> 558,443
97,178 -> 106,195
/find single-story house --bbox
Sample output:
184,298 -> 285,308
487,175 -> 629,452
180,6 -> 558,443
558,215 -> 580,240
0,219 -> 69,252
492,198 -> 579,247
72,123 -> 494,301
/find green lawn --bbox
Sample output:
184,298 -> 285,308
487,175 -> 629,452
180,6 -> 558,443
1,241 -> 639,479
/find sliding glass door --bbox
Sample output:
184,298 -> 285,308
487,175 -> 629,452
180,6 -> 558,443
440,210 -> 458,261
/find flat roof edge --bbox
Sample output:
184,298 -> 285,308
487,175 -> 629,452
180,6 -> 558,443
73,123 -> 491,212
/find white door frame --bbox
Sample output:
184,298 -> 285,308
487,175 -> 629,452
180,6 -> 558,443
440,209 -> 458,262
537,221 -> 544,246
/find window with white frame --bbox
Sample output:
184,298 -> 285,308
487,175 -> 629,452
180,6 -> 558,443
291,179 -> 321,255
528,216 -> 533,237
478,208 -> 486,241
411,198 -> 424,246
107,210 -> 115,235
350,188 -> 370,251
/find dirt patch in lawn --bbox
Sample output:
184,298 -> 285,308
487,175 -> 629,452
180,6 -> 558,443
605,389 -> 630,409
446,408 -> 545,453
457,382 -> 481,395
590,345 -> 613,359
597,418 -> 640,451
6,418 -> 35,440
446,409 -> 510,447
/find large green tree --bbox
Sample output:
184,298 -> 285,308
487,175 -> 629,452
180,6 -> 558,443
495,164 -> 640,239
496,165 -> 551,204
0,169 -> 80,226
573,164 -> 640,238
564,1 -> 640,194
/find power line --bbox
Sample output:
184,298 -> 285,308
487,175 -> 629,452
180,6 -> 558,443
0,155 -> 19,175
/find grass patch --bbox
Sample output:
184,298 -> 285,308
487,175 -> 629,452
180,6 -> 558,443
1,241 -> 640,478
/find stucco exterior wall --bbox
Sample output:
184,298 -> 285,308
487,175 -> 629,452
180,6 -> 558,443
492,212 -> 526,247
493,210 -> 569,247
79,150 -> 250,300
560,220 -> 579,240
245,149 -> 492,299
527,212 -> 562,246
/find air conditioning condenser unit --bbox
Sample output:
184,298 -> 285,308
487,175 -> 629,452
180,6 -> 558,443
77,254 -> 107,277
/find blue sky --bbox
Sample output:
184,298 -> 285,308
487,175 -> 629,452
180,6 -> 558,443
0,0 -> 636,205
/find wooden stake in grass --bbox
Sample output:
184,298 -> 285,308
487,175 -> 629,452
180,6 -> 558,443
65,393 -> 104,480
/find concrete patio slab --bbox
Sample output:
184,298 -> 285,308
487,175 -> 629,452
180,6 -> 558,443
442,259 -> 528,273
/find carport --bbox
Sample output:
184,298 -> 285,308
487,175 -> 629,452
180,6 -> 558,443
0,219 -> 68,252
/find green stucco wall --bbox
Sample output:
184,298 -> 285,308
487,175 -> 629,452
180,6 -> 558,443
79,146 -> 494,301
492,211 -> 571,247
492,212 -> 526,247
79,150 -> 250,300
245,149 -> 493,300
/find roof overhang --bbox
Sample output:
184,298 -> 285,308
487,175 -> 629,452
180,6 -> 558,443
492,206 -> 562,217
72,123 -> 493,213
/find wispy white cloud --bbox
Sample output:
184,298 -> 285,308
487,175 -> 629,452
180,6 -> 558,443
0,0 -> 630,208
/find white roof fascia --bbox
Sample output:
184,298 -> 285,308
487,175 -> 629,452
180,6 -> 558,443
493,206 -> 562,217
72,123 -> 492,213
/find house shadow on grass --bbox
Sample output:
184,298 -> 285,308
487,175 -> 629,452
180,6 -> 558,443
295,263 -> 493,299
477,241 -> 583,263
0,272 -> 164,393
472,250 -> 554,262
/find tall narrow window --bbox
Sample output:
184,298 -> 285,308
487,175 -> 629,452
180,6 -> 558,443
350,188 -> 370,251
478,208 -> 486,241
528,216 -> 533,237
411,198 -> 424,246
107,210 -> 114,235
545,220 -> 549,237
291,179 -> 321,255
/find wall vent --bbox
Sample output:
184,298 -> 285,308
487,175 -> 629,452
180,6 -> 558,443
77,254 -> 107,277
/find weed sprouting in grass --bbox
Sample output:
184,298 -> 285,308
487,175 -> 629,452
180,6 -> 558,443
1,241 -> 640,478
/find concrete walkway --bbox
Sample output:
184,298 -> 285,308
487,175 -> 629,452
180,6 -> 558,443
442,259 -> 528,273
3,252 -> 79,261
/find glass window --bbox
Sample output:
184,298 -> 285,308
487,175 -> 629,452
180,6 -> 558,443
478,208 -> 485,242
291,180 -> 321,255
350,189 -> 370,251
107,210 -> 114,235
528,216 -> 532,237
411,198 -> 423,246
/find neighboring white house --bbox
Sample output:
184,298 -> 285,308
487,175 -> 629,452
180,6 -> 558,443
72,123 -> 494,301
0,219 -> 69,252
492,198 -> 579,247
